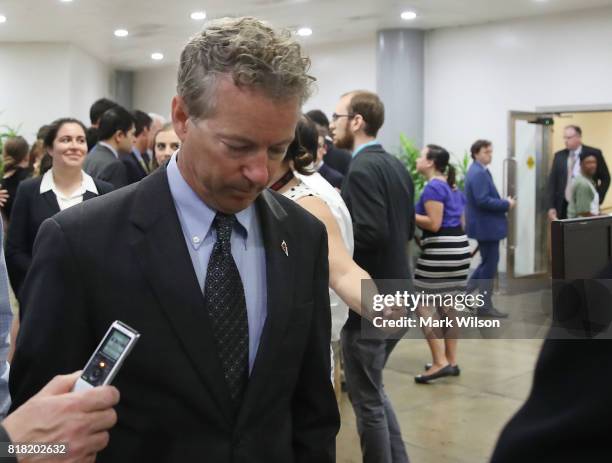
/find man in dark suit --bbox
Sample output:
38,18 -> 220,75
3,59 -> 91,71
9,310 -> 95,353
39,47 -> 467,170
9,17 -> 339,462
307,109 -> 352,175
547,124 -> 609,220
465,140 -> 515,318
86,98 -> 119,151
84,106 -> 134,189
332,90 -> 414,463
318,161 -> 343,189
122,110 -> 152,184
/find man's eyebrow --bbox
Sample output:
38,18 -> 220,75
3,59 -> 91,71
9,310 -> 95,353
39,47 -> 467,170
220,134 -> 294,147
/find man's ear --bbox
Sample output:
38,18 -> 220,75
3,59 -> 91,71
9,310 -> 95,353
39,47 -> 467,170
351,114 -> 365,134
172,96 -> 189,142
114,130 -> 124,144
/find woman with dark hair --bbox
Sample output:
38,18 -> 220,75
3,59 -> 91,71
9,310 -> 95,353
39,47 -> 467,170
28,125 -> 51,176
1,136 -> 32,221
267,115 -> 389,386
413,144 -> 470,384
6,118 -> 114,300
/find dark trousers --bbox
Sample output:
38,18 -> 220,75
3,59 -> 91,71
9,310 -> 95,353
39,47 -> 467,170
468,240 -> 500,308
341,327 -> 409,463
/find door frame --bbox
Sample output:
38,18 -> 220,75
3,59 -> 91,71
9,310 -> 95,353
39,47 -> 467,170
506,111 -> 553,280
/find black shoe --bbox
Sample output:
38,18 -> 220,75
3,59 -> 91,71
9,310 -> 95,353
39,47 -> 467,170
477,307 -> 508,318
415,364 -> 454,384
425,363 -> 460,376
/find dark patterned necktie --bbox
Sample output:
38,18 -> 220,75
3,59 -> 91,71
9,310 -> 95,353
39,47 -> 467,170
204,213 -> 249,405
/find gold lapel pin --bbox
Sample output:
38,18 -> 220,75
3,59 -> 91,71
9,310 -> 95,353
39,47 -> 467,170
281,240 -> 289,257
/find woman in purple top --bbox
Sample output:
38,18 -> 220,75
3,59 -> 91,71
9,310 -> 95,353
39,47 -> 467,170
413,144 -> 471,384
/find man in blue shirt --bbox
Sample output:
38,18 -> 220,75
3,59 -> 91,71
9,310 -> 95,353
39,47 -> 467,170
10,17 -> 339,462
464,140 -> 515,318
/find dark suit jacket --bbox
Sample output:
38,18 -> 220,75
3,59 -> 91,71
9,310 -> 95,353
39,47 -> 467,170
464,161 -> 509,242
548,145 -> 610,219
5,175 -> 113,300
318,162 -> 344,189
324,139 -> 351,175
86,127 -> 99,152
9,166 -> 339,462
84,143 -> 129,189
122,151 -> 148,185
341,143 -> 415,330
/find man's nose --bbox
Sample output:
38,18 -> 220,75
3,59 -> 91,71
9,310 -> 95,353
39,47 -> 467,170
242,151 -> 270,187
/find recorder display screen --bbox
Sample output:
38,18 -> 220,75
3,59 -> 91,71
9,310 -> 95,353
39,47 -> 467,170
101,329 -> 130,361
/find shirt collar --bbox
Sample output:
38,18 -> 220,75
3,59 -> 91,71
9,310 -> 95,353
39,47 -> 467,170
132,148 -> 145,163
166,153 -> 253,249
352,140 -> 379,158
98,141 -> 119,159
40,170 -> 99,196
574,145 -> 583,156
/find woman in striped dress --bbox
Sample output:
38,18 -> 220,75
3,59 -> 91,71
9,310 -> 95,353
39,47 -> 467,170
414,144 -> 471,384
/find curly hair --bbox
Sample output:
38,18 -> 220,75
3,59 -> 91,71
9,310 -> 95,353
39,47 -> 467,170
177,16 -> 315,119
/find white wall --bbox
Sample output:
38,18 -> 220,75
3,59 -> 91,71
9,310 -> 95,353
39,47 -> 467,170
303,36 -> 377,117
424,6 -> 612,186
133,65 -> 177,119
132,35 -> 377,121
0,43 -> 109,141
69,45 -> 111,125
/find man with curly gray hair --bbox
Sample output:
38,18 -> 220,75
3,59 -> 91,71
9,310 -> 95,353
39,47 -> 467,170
9,16 -> 339,463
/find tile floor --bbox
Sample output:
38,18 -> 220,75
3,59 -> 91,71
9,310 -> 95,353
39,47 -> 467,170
336,291 -> 545,462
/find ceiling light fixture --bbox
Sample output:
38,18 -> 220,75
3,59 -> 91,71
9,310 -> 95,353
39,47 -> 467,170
60,0 -> 74,3
151,52 -> 164,61
297,27 -> 313,37
0,15 -> 6,23
190,11 -> 207,20
114,29 -> 129,37
401,11 -> 417,20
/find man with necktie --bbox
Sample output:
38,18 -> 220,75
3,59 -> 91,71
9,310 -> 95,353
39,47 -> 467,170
547,125 -> 609,220
9,17 -> 339,462
122,110 -> 153,184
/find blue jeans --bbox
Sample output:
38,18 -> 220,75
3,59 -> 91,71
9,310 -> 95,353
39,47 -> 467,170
468,240 -> 500,308
341,328 -> 409,463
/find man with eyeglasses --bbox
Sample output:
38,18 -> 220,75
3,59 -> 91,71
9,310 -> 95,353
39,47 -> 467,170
547,124 -> 609,220
306,109 -> 352,175
330,90 -> 414,463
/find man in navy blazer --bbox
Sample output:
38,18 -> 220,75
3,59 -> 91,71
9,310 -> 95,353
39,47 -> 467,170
464,140 -> 515,318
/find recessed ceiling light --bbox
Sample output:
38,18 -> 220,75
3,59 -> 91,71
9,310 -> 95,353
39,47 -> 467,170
60,0 -> 74,3
0,15 -> 6,23
114,29 -> 129,38
190,11 -> 207,20
151,52 -> 164,61
297,27 -> 312,37
401,11 -> 417,20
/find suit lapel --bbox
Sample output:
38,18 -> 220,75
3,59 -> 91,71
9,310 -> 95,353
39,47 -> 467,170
237,190 -> 296,426
83,191 -> 98,201
40,190 -> 60,215
560,149 -> 569,183
128,168 -> 234,426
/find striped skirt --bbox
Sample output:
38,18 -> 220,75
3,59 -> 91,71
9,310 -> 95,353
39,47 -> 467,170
414,226 -> 471,293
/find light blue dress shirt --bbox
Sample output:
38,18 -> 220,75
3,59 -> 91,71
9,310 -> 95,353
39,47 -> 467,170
166,154 -> 267,373
352,140 -> 380,158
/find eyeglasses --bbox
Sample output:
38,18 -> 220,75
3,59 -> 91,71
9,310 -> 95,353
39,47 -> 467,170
331,113 -> 355,122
